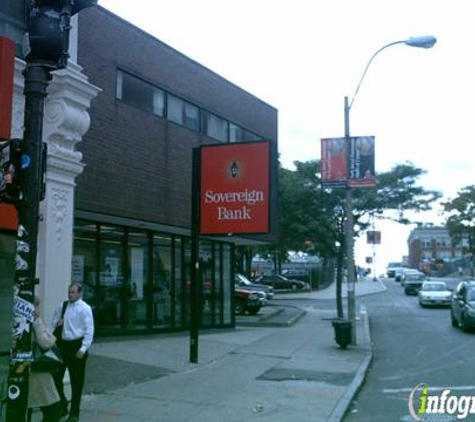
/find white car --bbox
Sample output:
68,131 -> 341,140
418,281 -> 452,307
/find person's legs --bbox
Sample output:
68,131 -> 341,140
40,400 -> 63,422
68,353 -> 87,418
51,364 -> 68,416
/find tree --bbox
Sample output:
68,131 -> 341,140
443,185 -> 475,276
277,160 -> 441,317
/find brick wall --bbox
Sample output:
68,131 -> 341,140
75,6 -> 278,232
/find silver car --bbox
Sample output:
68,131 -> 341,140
418,281 -> 452,307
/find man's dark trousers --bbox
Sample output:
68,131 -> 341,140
53,338 -> 87,418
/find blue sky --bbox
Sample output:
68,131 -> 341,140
97,0 -> 474,273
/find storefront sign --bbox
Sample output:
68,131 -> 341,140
200,141 -> 270,235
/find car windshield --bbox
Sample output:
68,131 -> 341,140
423,283 -> 446,291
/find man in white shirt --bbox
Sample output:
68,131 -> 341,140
52,282 -> 94,422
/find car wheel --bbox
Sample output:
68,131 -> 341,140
248,308 -> 260,315
291,284 -> 298,291
419,301 -> 425,308
235,300 -> 246,315
451,311 -> 459,328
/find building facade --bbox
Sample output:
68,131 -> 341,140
407,225 -> 463,274
1,3 -> 278,353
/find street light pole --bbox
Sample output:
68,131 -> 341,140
344,35 -> 436,345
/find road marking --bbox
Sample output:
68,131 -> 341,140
384,385 -> 475,394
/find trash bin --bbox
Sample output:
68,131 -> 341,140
332,318 -> 352,349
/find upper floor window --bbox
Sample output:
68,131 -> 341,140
117,70 -> 164,116
204,112 -> 228,142
116,69 -> 265,144
167,94 -> 200,131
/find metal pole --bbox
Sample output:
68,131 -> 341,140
5,64 -> 51,421
344,96 -> 357,345
189,148 -> 201,363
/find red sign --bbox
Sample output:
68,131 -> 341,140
0,204 -> 18,230
200,141 -> 270,235
321,138 -> 348,188
0,37 -> 15,140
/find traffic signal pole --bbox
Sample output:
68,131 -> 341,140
5,64 -> 51,422
3,2 -> 97,419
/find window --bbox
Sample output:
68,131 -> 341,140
229,123 -> 241,142
0,1 -> 26,55
167,95 -> 200,131
205,112 -> 228,142
117,70 -> 164,116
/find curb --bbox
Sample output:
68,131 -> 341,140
328,304 -> 373,421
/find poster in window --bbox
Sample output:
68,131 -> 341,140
131,248 -> 144,299
72,255 -> 84,283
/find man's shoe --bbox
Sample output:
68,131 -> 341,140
66,416 -> 79,422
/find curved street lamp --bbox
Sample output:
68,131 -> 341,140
344,35 -> 436,345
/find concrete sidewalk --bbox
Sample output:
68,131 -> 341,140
54,278 -> 386,422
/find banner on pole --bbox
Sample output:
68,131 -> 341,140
321,137 -> 348,188
367,230 -> 381,244
348,136 -> 376,188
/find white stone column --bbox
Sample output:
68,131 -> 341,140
11,59 -> 98,323
35,62 -> 101,325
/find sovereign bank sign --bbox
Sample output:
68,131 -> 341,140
200,141 -> 270,235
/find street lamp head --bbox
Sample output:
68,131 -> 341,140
405,35 -> 437,49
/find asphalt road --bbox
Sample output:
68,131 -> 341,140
344,277 -> 474,422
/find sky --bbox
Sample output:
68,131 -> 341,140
97,0 -> 474,275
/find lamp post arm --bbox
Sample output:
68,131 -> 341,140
348,40 -> 406,111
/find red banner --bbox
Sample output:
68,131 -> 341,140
321,138 -> 348,188
200,141 -> 270,235
0,37 -> 15,140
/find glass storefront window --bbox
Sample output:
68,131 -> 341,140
72,220 -> 235,334
152,234 -> 172,328
222,244 -> 232,325
72,221 -> 98,311
127,231 -> 149,329
200,241 -> 214,327
98,225 -> 125,330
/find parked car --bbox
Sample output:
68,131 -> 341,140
255,274 -> 308,291
235,274 -> 274,300
403,272 -> 426,295
451,280 -> 475,332
234,288 -> 262,315
418,281 -> 452,307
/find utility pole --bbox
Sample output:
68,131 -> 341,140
4,2 -> 96,420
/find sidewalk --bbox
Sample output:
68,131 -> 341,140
55,278 -> 386,422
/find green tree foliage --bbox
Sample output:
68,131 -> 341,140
275,159 -> 441,317
443,185 -> 475,258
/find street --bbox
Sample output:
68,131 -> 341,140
344,277 -> 474,421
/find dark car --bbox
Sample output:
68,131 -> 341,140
234,288 -> 262,315
404,273 -> 426,295
235,274 -> 274,300
256,274 -> 308,291
451,280 -> 475,332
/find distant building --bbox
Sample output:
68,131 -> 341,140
407,226 -> 464,274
